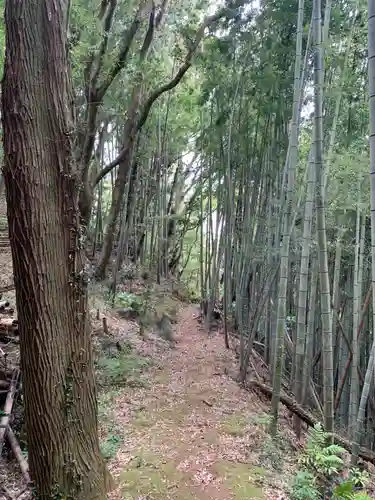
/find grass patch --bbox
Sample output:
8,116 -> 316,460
250,412 -> 272,428
96,348 -> 152,388
120,451 -> 191,499
258,433 -> 289,471
153,294 -> 179,323
98,389 -> 122,421
213,461 -> 265,499
219,412 -> 251,437
101,432 -> 122,460
98,389 -> 124,460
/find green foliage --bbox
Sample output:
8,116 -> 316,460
114,291 -> 143,313
331,482 -> 372,500
100,432 -> 121,460
174,276 -> 200,302
291,424 -> 371,500
328,150 -> 369,217
330,466 -> 371,500
96,348 -> 151,388
119,266 -> 138,281
290,471 -> 320,500
220,413 -> 249,437
258,434 -> 286,471
349,467 -> 370,489
98,389 -> 124,461
333,482 -> 358,500
252,412 -> 273,427
298,423 -> 345,476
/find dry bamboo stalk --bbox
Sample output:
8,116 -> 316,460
6,426 -> 31,484
0,370 -> 18,454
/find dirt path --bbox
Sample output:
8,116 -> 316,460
106,306 -> 291,500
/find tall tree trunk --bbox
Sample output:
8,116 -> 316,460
270,0 -> 304,435
313,0 -> 334,439
351,0 -> 375,465
349,182 -> 362,437
1,1 -> 113,497
95,139 -> 135,279
293,148 -> 315,437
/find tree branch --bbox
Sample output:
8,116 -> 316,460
79,0 -> 117,169
90,0 -> 118,93
155,0 -> 169,28
82,0 -> 113,97
97,0 -> 151,99
95,11 -> 223,182
139,0 -> 156,60
137,11 -> 223,130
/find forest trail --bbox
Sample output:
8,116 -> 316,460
105,306 -> 292,500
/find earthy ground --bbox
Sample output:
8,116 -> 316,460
101,306 -> 296,500
1,295 -> 297,500
1,300 -> 295,500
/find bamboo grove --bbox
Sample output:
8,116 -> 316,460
4,0 -> 375,464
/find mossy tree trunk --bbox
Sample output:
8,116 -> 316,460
1,1 -> 114,498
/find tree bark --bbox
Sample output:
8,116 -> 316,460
95,141 -> 135,279
2,1 -> 114,498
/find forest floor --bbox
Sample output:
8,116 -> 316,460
3,288 -> 375,499
1,295 -> 299,500
99,305 -> 298,500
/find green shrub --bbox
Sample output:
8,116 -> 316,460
258,434 -> 286,471
100,432 -> 122,460
98,390 -> 124,461
332,481 -> 372,500
251,412 -> 272,427
115,291 -> 143,313
298,423 -> 345,476
349,467 -> 370,489
291,471 -> 320,500
291,423 -> 372,500
119,266 -> 137,281
96,350 -> 151,388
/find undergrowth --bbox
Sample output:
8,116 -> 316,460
95,341 -> 152,388
100,424 -> 123,460
96,339 -> 153,460
290,423 -> 371,500
112,291 -> 144,313
98,389 -> 124,460
253,414 -> 290,471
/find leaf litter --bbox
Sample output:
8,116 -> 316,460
105,306 -> 297,500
